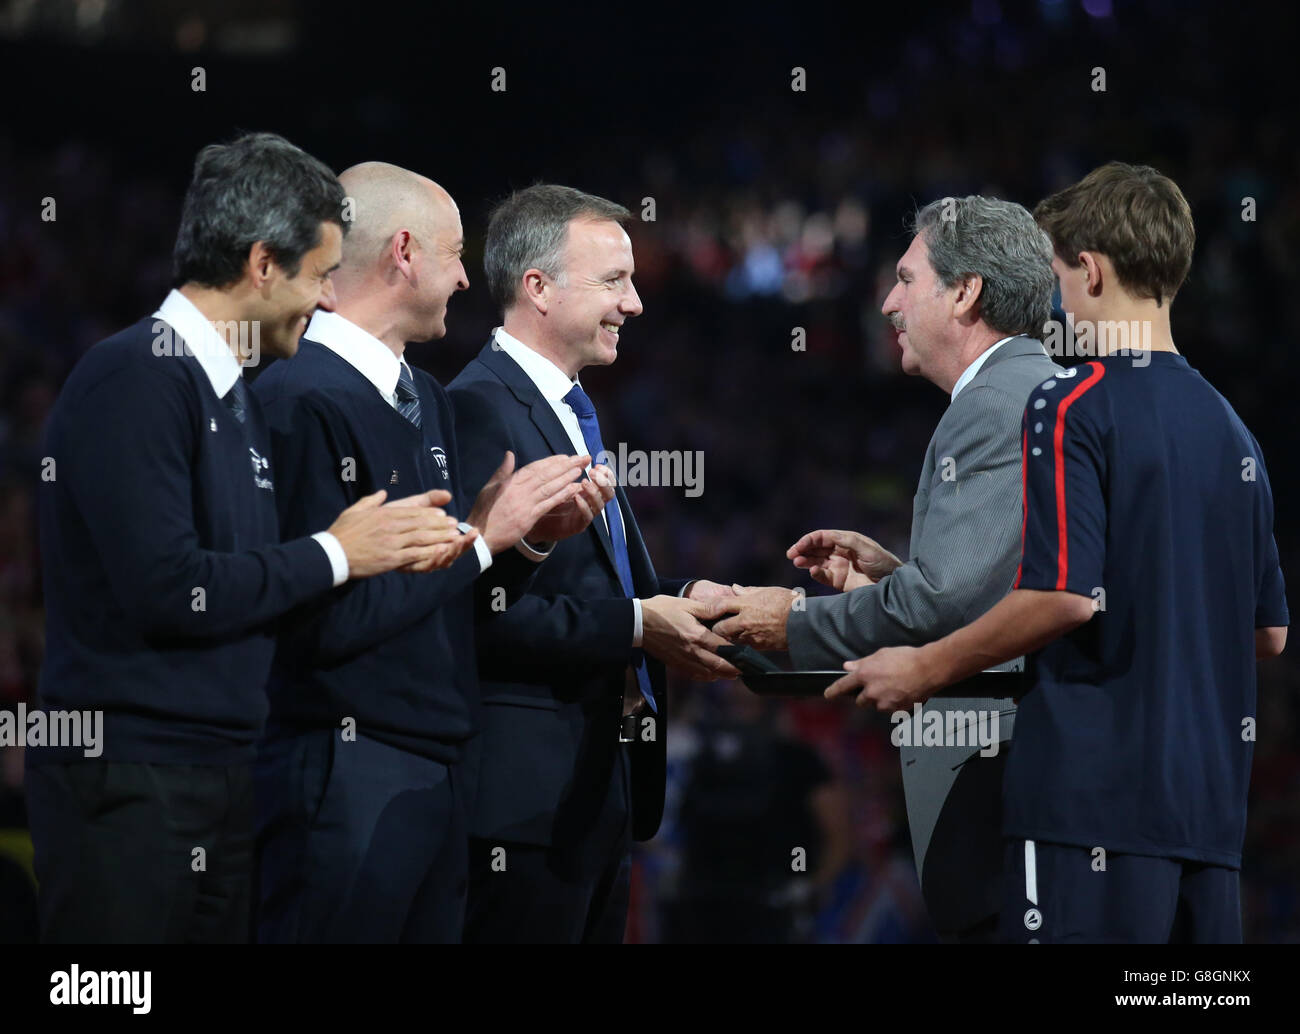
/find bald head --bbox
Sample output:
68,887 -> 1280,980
328,162 -> 468,349
337,161 -> 457,274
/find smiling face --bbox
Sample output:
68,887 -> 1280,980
259,220 -> 342,358
880,232 -> 951,380
548,217 -> 643,373
411,190 -> 469,341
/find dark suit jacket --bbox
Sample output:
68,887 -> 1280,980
448,340 -> 688,855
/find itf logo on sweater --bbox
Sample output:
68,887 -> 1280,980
429,446 -> 450,480
248,447 -> 273,490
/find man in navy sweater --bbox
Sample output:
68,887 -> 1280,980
28,134 -> 466,944
252,162 -> 608,943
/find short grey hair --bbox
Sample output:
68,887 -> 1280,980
911,196 -> 1055,338
484,184 -> 631,311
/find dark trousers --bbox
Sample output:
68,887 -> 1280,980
921,746 -> 1008,936
254,729 -> 468,943
941,912 -> 1001,944
464,744 -> 632,943
25,760 -> 253,943
663,898 -> 794,943
1000,839 -> 1242,943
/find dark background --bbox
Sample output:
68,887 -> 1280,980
0,0 -> 1296,942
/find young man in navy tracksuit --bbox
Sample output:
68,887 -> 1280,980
28,134 -> 463,944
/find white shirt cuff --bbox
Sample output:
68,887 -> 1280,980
473,536 -> 493,573
632,597 -> 643,647
678,580 -> 696,599
312,532 -> 349,587
515,538 -> 554,563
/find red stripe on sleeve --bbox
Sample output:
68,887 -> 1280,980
1053,362 -> 1106,590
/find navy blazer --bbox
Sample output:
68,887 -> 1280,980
448,340 -> 688,850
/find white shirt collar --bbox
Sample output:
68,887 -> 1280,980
951,335 -> 1017,401
307,310 -> 407,401
152,289 -> 243,399
493,326 -> 580,403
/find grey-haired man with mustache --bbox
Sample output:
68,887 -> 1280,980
709,196 -> 1061,941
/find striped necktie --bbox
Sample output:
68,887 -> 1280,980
223,376 -> 248,424
395,361 -> 422,429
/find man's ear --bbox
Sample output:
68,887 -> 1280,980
951,273 -> 983,322
390,230 -> 416,281
1078,252 -> 1105,298
521,268 -> 551,315
248,241 -> 276,290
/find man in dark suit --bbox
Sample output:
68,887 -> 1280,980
27,133 -> 462,943
449,184 -> 738,943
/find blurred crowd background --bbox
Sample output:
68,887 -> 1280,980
0,0 -> 1296,942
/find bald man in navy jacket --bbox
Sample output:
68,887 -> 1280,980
252,162 -> 608,943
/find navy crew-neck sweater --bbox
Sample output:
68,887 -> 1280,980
35,317 -> 336,765
253,340 -> 501,763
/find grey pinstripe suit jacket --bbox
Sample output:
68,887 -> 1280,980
787,335 -> 1063,933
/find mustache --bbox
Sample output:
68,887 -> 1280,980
888,314 -> 906,332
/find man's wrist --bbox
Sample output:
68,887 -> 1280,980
916,640 -> 955,700
311,531 -> 350,587
516,536 -> 554,562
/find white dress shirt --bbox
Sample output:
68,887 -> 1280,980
492,326 -> 651,645
950,335 -> 1017,402
154,290 -> 348,586
307,310 -> 492,574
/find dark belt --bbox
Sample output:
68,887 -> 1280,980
931,669 -> 1026,701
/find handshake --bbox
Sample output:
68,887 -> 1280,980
642,529 -> 904,680
328,458 -> 904,684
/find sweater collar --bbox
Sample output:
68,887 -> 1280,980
152,289 -> 243,399
306,310 -> 408,402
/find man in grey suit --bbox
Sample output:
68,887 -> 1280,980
710,195 -> 1060,942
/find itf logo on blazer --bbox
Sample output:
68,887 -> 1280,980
248,446 -> 273,490
429,446 -> 450,480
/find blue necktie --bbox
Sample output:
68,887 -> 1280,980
563,383 -> 655,712
396,362 -> 422,429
